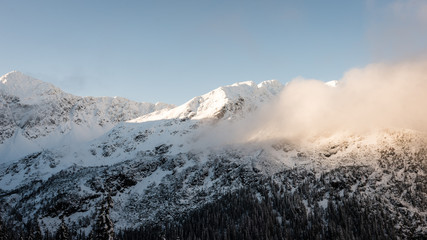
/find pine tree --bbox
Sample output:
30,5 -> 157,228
93,193 -> 115,240
43,228 -> 51,240
56,217 -> 70,240
0,216 -> 8,240
26,221 -> 35,240
33,217 -> 42,240
24,217 -> 43,240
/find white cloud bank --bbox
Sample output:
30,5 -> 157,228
243,60 -> 427,142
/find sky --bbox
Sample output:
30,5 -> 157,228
0,0 -> 426,105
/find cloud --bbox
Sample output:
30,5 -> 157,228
187,60 -> 427,148
244,60 -> 427,142
191,60 -> 427,151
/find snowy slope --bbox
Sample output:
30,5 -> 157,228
0,78 -> 285,189
0,71 -> 174,163
0,71 -> 69,104
0,74 -> 425,238
132,80 -> 283,122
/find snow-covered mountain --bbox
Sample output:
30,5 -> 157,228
0,72 -> 425,239
0,71 -> 174,163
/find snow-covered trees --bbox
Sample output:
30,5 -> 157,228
116,178 -> 400,240
92,194 -> 115,240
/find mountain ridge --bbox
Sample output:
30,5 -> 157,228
0,71 -> 174,163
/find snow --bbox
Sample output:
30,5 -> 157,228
133,168 -> 172,194
318,198 -> 329,209
130,80 -> 284,122
0,74 -> 291,213
0,71 -> 174,163
325,80 -> 339,87
0,71 -> 70,104
2,72 -> 413,191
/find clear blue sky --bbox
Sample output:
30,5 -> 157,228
1,0 -> 426,104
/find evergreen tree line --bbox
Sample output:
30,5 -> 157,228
116,179 -> 414,240
1,179 -> 425,239
0,194 -> 114,240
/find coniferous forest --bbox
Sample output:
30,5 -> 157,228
117,180 -> 399,240
1,177 -> 424,240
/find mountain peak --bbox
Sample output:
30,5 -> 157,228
230,81 -> 256,87
0,71 -> 65,103
1,70 -> 40,80
1,71 -> 23,84
132,80 -> 284,123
